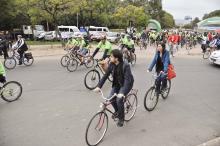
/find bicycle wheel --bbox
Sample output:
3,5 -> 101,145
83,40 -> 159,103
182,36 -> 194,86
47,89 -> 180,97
66,58 -> 78,72
107,74 -> 113,82
4,57 -> 16,70
161,80 -> 171,100
84,69 -> 100,90
85,112 -> 108,146
84,56 -> 94,68
1,81 -> 22,102
124,93 -> 138,122
60,55 -> 70,67
144,87 -> 159,111
130,54 -> 136,66
203,51 -> 210,59
23,57 -> 34,66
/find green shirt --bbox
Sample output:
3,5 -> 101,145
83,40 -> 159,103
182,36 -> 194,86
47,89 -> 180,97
125,39 -> 134,48
67,38 -> 79,46
0,61 -> 6,76
97,40 -> 112,55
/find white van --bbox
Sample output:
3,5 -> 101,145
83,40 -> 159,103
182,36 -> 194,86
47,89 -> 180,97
58,26 -> 81,39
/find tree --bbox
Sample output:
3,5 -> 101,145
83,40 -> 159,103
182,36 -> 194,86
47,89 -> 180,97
113,5 -> 150,28
203,10 -> 220,20
161,11 -> 175,28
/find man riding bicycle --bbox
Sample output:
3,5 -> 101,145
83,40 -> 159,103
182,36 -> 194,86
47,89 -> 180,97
124,35 -> 135,61
147,42 -> 170,97
94,49 -> 134,127
13,35 -> 28,65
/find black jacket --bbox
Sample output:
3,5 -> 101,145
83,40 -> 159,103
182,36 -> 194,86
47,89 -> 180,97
98,62 -> 134,95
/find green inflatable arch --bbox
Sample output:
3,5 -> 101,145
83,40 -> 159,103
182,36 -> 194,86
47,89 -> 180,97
147,19 -> 162,32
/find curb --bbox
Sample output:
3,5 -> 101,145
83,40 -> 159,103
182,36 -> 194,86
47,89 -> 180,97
197,137 -> 220,146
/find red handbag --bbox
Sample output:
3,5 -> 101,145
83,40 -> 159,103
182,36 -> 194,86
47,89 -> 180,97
167,64 -> 176,80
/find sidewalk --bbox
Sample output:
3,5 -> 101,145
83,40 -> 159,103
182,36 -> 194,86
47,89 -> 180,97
197,137 -> 220,146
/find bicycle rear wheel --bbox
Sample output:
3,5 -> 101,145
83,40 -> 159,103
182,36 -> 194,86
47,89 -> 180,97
144,87 -> 158,111
1,81 -> 22,102
84,56 -> 94,68
66,58 -> 78,72
84,69 -> 100,90
161,80 -> 171,99
124,93 -> 138,121
85,112 -> 108,146
4,57 -> 16,70
23,57 -> 34,66
203,51 -> 210,59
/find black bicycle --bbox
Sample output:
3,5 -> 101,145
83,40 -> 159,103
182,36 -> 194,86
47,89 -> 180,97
84,59 -> 113,90
144,72 -> 171,111
85,89 -> 138,146
4,49 -> 34,70
0,81 -> 23,102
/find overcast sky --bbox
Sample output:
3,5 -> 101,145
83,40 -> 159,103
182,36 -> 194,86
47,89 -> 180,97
163,0 -> 220,20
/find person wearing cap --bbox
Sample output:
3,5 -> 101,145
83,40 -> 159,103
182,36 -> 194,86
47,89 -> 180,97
92,35 -> 112,60
14,35 -> 28,65
77,35 -> 90,63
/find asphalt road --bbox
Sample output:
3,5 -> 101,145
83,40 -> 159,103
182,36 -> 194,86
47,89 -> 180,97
0,49 -> 220,146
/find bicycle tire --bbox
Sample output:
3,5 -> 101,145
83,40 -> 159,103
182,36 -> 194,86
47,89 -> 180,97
1,81 -> 23,102
161,80 -> 171,99
66,58 -> 78,72
4,57 -> 17,70
84,69 -> 100,90
144,87 -> 158,111
60,55 -> 70,67
85,112 -> 108,146
124,93 -> 138,121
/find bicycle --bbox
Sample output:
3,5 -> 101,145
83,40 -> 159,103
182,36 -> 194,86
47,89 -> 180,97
122,48 -> 136,66
144,72 -> 171,111
85,89 -> 138,146
185,40 -> 192,55
66,51 -> 94,72
139,39 -> 147,50
84,59 -> 113,90
4,49 -> 34,70
0,81 -> 22,102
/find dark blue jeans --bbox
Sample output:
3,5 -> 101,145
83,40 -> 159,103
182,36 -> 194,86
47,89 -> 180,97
156,73 -> 167,93
108,86 -> 132,121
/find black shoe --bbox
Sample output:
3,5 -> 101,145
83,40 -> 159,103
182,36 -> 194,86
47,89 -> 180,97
18,62 -> 22,65
111,112 -> 119,120
117,120 -> 124,127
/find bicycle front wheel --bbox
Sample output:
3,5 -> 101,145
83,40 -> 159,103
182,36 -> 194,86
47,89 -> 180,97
66,58 -> 78,72
1,81 -> 23,102
85,112 -> 108,146
124,93 -> 138,122
4,57 -> 16,70
84,69 -> 100,90
144,87 -> 158,112
60,55 -> 70,67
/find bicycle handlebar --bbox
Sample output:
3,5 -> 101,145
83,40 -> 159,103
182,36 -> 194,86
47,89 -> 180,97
98,90 -> 117,101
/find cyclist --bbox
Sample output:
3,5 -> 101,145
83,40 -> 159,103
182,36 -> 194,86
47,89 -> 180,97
92,35 -> 112,60
94,49 -> 134,127
13,35 -> 28,65
0,37 -> 9,59
66,37 -> 80,50
147,42 -> 170,97
119,33 -> 127,51
124,35 -> 135,62
140,29 -> 148,49
0,61 -> 6,84
77,35 -> 90,63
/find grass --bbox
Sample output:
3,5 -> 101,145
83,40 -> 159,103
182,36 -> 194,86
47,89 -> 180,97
26,41 -> 62,46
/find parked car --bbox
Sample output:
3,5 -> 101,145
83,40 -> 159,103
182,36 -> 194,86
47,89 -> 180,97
209,50 -> 220,65
44,31 -> 60,41
106,32 -> 120,43
90,32 -> 103,42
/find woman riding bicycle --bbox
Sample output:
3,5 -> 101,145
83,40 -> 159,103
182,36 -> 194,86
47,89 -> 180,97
147,42 -> 170,97
94,49 -> 134,127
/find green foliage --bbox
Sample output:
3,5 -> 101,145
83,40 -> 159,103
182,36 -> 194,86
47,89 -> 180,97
203,10 -> 220,20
